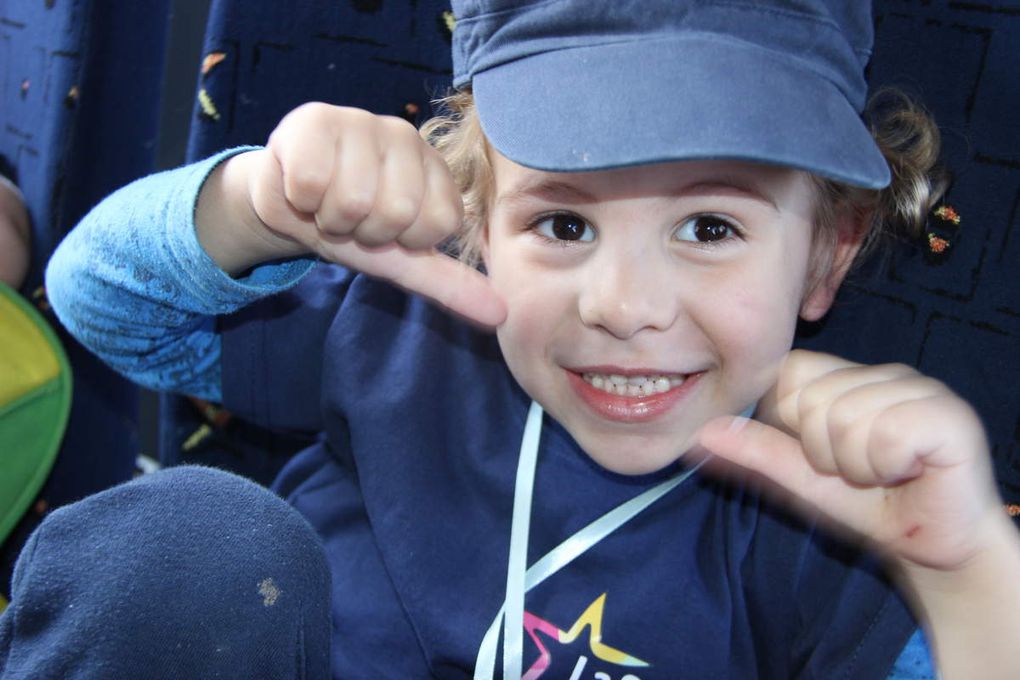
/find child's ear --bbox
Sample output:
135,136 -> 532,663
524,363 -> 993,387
800,210 -> 868,321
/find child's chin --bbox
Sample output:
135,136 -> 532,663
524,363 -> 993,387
583,441 -> 691,477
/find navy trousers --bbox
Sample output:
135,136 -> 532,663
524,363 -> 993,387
0,466 -> 331,678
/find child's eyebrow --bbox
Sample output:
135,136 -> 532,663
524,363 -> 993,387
495,174 -> 782,213
496,178 -> 597,208
679,178 -> 781,213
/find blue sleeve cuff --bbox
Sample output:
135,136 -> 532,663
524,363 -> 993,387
887,628 -> 937,680
162,147 -> 315,312
46,147 -> 315,400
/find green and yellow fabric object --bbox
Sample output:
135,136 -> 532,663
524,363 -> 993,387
0,282 -> 71,548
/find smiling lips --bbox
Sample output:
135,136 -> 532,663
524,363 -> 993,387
567,369 -> 700,423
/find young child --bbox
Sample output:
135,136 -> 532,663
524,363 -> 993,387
14,0 -> 1020,678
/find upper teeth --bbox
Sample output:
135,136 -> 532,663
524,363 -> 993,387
582,372 -> 685,396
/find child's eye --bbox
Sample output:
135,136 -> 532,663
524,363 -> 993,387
674,215 -> 741,243
532,213 -> 595,243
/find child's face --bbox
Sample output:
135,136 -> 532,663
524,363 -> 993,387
483,151 -> 843,474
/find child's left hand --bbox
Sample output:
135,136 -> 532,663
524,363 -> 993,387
696,349 -> 1004,573
699,349 -> 1020,677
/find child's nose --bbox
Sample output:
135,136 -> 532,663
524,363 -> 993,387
577,246 -> 679,339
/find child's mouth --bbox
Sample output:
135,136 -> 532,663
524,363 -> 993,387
581,372 -> 686,397
567,369 -> 701,423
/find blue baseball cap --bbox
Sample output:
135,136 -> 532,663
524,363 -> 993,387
451,0 -> 890,189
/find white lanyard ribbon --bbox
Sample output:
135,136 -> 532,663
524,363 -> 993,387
474,401 -> 708,680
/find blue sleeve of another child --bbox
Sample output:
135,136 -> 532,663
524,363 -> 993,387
45,148 -> 314,401
888,628 -> 937,679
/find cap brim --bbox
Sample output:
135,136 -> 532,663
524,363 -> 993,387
472,34 -> 890,189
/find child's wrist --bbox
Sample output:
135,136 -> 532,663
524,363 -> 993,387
196,150 -> 309,276
894,511 -> 1020,679
897,508 -> 1020,597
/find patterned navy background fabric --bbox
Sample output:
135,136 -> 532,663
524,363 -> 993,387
187,0 -> 455,156
0,1 -> 1018,599
0,0 -> 169,594
799,2 -> 1020,511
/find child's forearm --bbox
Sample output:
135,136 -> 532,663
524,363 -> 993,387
899,512 -> 1020,679
195,149 -> 310,276
46,150 -> 313,398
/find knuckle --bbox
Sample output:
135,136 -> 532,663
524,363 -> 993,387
867,411 -> 902,453
785,349 -> 814,373
376,196 -> 420,229
419,203 -> 461,239
312,209 -> 352,238
353,228 -> 392,248
285,101 -> 332,126
878,362 -> 917,379
786,348 -> 811,362
825,398 -> 857,442
795,382 -> 825,423
868,447 -> 901,480
424,145 -> 458,182
378,114 -> 419,139
911,374 -> 949,396
335,194 -> 374,224
835,456 -> 872,485
339,106 -> 377,130
802,437 -> 836,475
438,194 -> 466,227
286,166 -> 331,198
282,177 -> 330,215
297,100 -> 329,115
779,350 -> 813,394
284,104 -> 375,141
397,221 -> 450,250
395,230 -> 432,250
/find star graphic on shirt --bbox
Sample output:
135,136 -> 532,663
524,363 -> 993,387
522,593 -> 649,680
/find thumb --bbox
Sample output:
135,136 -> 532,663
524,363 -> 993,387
334,241 -> 508,330
696,415 -> 861,520
388,249 -> 508,329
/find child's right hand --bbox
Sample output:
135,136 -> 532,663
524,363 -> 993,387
198,103 -> 506,329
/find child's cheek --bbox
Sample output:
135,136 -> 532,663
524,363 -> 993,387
489,267 -> 571,374
702,272 -> 803,403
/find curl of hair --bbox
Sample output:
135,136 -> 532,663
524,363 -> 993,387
420,90 -> 492,266
812,87 -> 949,268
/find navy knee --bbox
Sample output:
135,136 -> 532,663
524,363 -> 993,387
0,466 -> 331,679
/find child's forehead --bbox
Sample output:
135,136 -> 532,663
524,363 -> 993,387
489,150 -> 810,208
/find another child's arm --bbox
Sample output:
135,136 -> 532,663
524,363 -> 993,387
698,350 -> 1020,679
0,174 -> 30,289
